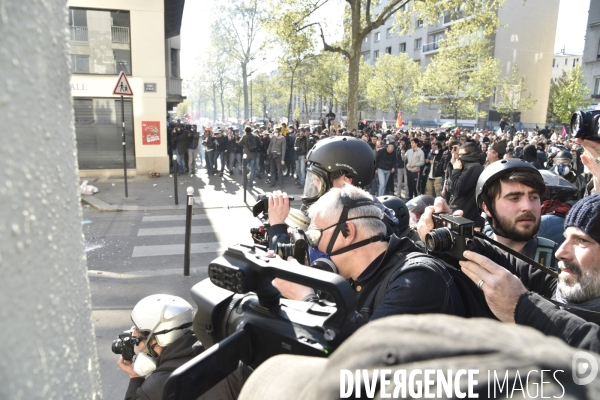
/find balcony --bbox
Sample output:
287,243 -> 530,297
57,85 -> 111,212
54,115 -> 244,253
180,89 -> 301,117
70,26 -> 88,43
422,42 -> 440,54
443,11 -> 465,26
168,77 -> 182,96
111,26 -> 130,43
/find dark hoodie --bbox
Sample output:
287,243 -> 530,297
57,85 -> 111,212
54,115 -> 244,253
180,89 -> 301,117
125,331 -> 204,400
523,144 -> 543,169
449,151 -> 484,227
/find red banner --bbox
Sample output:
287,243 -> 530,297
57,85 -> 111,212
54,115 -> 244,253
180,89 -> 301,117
142,121 -> 161,145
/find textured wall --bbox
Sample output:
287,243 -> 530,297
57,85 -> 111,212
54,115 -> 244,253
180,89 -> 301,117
0,1 -> 102,399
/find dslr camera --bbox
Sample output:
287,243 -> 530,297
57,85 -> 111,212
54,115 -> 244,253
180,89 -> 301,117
424,214 -> 476,261
111,329 -> 140,361
570,110 -> 600,141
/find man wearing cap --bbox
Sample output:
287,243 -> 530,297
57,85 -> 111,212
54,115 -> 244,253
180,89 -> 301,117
486,139 -> 506,166
456,193 -> 600,350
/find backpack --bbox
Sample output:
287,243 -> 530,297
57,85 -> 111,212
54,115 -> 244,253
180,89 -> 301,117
247,134 -> 260,153
369,252 -> 495,320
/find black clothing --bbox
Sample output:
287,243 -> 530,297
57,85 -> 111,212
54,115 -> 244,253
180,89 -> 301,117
449,152 -> 484,227
293,135 -> 310,156
125,331 -> 203,400
215,135 -> 228,152
375,149 -> 397,171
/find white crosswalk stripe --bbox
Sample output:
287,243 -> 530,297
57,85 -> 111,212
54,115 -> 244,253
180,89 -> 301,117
132,210 -> 257,258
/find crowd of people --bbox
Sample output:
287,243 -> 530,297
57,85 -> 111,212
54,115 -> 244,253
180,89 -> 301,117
120,117 -> 600,399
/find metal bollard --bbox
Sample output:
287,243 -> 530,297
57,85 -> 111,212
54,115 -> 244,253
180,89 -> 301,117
172,154 -> 179,205
242,154 -> 248,203
183,186 -> 194,276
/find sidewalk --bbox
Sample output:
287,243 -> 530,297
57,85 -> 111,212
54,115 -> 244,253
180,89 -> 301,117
80,168 -> 306,212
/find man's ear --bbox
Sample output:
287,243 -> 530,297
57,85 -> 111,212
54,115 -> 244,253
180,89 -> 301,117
343,221 -> 357,240
481,202 -> 492,218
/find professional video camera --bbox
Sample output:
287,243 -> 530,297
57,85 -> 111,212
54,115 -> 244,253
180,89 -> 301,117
424,214 -> 476,261
570,110 -> 600,140
111,329 -> 140,361
162,244 -> 361,400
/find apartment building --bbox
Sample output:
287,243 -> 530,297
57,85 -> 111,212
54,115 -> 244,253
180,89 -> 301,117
552,49 -> 583,81
68,0 -> 185,176
361,0 -> 559,128
582,0 -> 600,103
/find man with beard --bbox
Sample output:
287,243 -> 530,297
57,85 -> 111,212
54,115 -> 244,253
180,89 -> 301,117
476,159 -> 559,270
458,192 -> 600,350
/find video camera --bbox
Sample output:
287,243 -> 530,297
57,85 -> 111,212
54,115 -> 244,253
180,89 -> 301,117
424,214 -> 476,261
162,244 -> 361,400
570,110 -> 600,141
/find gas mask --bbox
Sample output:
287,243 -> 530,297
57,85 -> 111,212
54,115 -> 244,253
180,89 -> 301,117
132,337 -> 158,376
551,162 -> 571,177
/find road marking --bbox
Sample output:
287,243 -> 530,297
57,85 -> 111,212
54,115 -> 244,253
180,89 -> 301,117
132,242 -> 224,257
138,226 -> 226,236
142,215 -> 209,222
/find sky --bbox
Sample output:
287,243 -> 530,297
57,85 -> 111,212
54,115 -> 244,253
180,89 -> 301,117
180,0 -> 591,82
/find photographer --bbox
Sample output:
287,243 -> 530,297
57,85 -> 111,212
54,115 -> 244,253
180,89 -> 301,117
293,128 -> 310,187
116,295 -> 202,400
272,184 -> 493,321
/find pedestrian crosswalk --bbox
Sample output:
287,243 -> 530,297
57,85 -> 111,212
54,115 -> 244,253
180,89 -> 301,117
131,209 -> 257,261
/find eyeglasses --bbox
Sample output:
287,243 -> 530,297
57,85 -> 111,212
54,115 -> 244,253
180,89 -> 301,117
305,216 -> 381,248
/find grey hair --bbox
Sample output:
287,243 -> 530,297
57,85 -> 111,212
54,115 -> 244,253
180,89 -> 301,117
307,184 -> 386,238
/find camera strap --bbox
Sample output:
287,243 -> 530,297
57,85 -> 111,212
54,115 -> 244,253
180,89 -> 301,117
474,232 -> 600,316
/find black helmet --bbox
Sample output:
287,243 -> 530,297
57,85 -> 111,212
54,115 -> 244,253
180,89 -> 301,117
539,170 -> 578,201
405,195 -> 435,216
378,195 -> 409,232
302,137 -> 376,206
554,150 -> 573,161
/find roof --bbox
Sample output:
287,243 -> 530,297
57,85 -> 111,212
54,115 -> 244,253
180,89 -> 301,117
165,0 -> 185,39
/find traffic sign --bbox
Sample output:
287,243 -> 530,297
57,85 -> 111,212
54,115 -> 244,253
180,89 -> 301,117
113,71 -> 133,96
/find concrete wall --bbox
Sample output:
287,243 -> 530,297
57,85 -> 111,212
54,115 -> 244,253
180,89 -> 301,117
0,0 -> 102,399
493,0 -> 560,124
582,0 -> 600,103
69,0 -> 169,175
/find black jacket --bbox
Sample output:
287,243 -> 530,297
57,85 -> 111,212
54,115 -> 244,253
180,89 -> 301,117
215,135 -> 228,152
125,331 -> 204,400
376,148 -> 398,171
449,153 -> 484,227
293,135 -> 310,156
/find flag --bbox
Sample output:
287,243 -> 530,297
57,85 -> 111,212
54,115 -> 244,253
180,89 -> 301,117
396,111 -> 403,127
562,125 -> 567,137
382,118 -> 388,130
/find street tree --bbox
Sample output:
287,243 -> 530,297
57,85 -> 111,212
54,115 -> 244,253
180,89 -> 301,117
365,53 -> 422,118
420,31 -> 500,125
270,0 -> 507,128
493,64 -> 537,124
547,65 -> 592,124
251,73 -> 277,120
211,0 -> 271,121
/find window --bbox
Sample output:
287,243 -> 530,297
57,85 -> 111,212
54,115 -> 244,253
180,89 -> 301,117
595,78 -> 600,95
415,38 -> 422,50
553,59 -> 556,67
70,54 -> 90,73
374,50 -> 379,61
68,8 -> 131,75
375,32 -> 380,42
385,47 -> 392,54
386,28 -> 393,38
400,4 -> 406,12
363,52 -> 371,62
171,48 -> 180,78
574,58 -> 579,67
363,36 -> 369,43
399,42 -> 406,53
565,58 -> 568,65
417,19 -> 424,28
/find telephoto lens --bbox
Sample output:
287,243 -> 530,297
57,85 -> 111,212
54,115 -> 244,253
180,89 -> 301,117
570,110 -> 600,140
425,228 -> 455,253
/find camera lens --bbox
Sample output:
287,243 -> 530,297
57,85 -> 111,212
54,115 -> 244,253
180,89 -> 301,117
111,339 -> 123,354
425,227 -> 454,253
276,242 -> 294,259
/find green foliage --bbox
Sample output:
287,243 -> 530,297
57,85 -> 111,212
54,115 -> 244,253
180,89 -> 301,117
420,31 -> 500,123
365,53 -> 422,114
493,64 -> 537,123
547,66 -> 592,124
176,99 -> 190,118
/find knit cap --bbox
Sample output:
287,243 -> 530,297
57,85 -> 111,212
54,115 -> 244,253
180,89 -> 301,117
564,192 -> 600,244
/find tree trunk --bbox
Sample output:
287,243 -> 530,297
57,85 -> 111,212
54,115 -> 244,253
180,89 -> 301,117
220,91 -> 225,123
212,85 -> 217,123
242,62 -> 249,120
287,68 -> 295,123
346,1 -> 362,130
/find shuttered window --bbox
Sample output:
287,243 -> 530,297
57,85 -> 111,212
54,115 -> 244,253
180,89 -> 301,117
74,98 -> 135,169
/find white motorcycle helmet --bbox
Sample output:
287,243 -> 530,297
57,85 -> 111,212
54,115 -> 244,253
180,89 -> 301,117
130,294 -> 193,376
131,294 -> 193,347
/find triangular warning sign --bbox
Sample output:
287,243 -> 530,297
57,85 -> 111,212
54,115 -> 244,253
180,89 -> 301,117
113,71 -> 133,96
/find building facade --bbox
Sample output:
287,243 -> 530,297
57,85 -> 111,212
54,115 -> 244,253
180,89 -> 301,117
552,50 -> 583,81
68,0 -> 185,176
582,0 -> 600,103
359,0 -> 559,128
